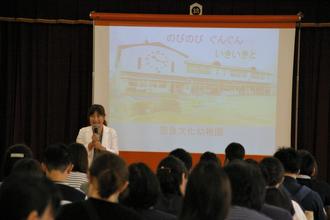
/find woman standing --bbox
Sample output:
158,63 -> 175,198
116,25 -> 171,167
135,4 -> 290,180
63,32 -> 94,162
76,104 -> 118,166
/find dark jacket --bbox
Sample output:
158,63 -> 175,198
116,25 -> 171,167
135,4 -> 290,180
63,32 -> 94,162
56,198 -> 143,220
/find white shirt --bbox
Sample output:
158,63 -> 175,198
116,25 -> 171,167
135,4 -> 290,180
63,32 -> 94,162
76,125 -> 119,166
292,200 -> 307,220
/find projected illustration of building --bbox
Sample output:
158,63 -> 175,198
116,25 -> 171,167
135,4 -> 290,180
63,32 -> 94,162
114,41 -> 276,96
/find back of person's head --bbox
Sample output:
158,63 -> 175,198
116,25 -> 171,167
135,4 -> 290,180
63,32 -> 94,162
225,142 -> 245,162
224,160 -> 266,211
273,147 -> 300,174
0,174 -> 61,220
89,152 -> 128,199
169,148 -> 193,171
11,158 -> 44,177
245,158 -> 258,166
259,157 -> 296,216
199,151 -> 222,167
68,143 -> 88,173
157,155 -> 188,196
42,143 -> 71,172
259,157 -> 284,187
180,162 -> 231,220
1,143 -> 33,179
298,150 -> 317,177
124,163 -> 160,209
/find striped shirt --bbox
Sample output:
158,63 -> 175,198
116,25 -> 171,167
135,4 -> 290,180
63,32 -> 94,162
65,172 -> 88,190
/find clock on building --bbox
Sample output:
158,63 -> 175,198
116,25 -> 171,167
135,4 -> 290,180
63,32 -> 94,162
144,50 -> 170,73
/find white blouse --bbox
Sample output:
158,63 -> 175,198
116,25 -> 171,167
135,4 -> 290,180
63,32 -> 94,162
76,125 -> 119,166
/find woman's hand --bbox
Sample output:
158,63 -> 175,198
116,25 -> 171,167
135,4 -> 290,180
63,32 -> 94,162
92,133 -> 99,143
94,141 -> 106,151
88,134 -> 99,151
90,133 -> 106,151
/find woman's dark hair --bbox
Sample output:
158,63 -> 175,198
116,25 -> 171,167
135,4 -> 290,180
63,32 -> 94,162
259,157 -> 284,187
224,160 -> 266,211
0,174 -> 61,220
259,157 -> 295,214
89,152 -> 128,199
124,163 -> 161,209
157,156 -> 188,196
68,143 -> 88,173
180,162 -> 231,220
1,144 -> 33,179
88,104 -> 107,126
265,186 -> 295,215
11,158 -> 44,177
200,151 -> 222,167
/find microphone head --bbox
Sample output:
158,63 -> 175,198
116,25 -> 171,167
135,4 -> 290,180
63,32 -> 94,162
92,124 -> 100,134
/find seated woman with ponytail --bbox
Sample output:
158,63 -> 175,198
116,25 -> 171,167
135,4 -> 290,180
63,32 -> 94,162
57,152 -> 142,220
154,156 -> 188,216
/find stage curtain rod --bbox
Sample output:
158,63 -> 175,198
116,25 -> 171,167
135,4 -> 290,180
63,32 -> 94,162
0,16 -> 330,28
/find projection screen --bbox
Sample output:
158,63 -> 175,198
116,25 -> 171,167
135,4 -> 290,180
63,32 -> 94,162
91,13 -> 298,158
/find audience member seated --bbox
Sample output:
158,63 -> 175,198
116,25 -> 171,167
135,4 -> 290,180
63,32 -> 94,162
11,158 -> 44,177
122,162 -> 177,220
42,143 -> 85,203
155,156 -> 188,216
66,143 -> 88,192
57,152 -> 143,220
224,160 -> 292,220
180,162 -> 231,220
1,143 -> 33,180
259,157 -> 295,213
199,151 -> 222,167
297,149 -> 330,216
224,142 -> 245,165
169,148 -> 193,172
0,173 -> 61,220
259,157 -> 306,220
274,148 -> 326,220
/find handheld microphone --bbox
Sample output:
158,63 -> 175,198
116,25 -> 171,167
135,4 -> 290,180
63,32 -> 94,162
92,124 -> 100,134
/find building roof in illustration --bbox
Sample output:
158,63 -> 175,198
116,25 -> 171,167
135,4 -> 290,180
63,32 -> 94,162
115,41 -> 189,67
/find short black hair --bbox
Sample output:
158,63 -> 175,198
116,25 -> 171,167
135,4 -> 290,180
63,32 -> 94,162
1,144 -> 33,179
124,163 -> 160,209
245,158 -> 258,166
68,143 -> 88,173
0,174 -> 61,220
169,148 -> 193,171
224,161 -> 266,211
199,151 -> 221,166
11,158 -> 44,178
180,162 -> 231,220
157,156 -> 188,196
259,157 -> 284,187
274,147 -> 300,174
298,150 -> 317,176
89,152 -> 128,199
43,143 -> 71,172
225,142 -> 245,161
